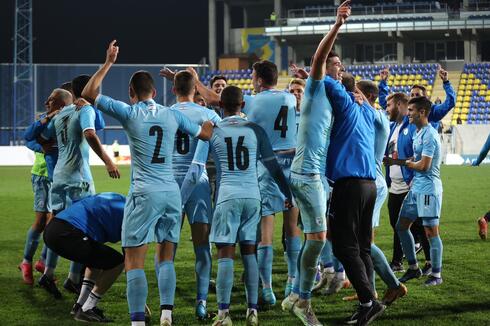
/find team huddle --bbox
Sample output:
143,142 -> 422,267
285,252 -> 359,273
18,2 -> 455,326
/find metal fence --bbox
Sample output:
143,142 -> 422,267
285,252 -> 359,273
0,63 -> 208,145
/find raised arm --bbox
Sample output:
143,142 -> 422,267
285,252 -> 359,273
473,132 -> 490,166
378,68 -> 390,110
186,67 -> 221,106
429,69 -> 455,122
82,40 -> 119,104
310,0 -> 350,80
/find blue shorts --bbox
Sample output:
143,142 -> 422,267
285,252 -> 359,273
399,190 -> 442,227
372,176 -> 388,228
122,189 -> 182,247
31,174 -> 51,212
50,181 -> 95,213
257,153 -> 293,216
290,173 -> 328,234
175,174 -> 212,225
210,198 -> 261,245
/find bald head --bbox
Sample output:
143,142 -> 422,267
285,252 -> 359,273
45,88 -> 73,113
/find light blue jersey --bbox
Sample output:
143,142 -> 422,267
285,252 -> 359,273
374,110 -> 390,178
242,90 -> 297,151
170,101 -> 221,178
291,77 -> 333,175
411,125 -> 442,195
42,104 -> 96,188
95,95 -> 202,195
210,115 -> 290,204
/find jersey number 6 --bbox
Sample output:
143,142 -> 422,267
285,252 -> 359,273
225,136 -> 249,171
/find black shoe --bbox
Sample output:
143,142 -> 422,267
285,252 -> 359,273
38,274 -> 62,299
75,307 -> 113,323
357,300 -> 386,326
70,302 -> 82,316
63,278 -> 81,295
421,262 -> 432,276
399,268 -> 422,283
389,262 -> 405,273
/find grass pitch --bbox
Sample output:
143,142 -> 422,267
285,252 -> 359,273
0,165 -> 489,325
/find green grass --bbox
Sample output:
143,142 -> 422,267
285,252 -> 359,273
0,165 -> 489,325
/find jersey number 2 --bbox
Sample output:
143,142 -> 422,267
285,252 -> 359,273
149,125 -> 165,164
225,136 -> 249,171
274,106 -> 288,138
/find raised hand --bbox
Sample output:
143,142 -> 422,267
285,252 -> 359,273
290,63 -> 309,79
159,67 -> 176,81
336,0 -> 351,26
380,67 -> 390,81
438,66 -> 448,82
106,40 -> 119,64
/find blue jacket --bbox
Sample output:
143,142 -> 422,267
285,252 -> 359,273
379,80 -> 455,187
24,115 -> 58,180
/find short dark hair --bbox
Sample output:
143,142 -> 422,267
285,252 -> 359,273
410,84 -> 427,96
59,81 -> 72,92
174,70 -> 195,96
357,80 -> 379,100
327,51 -> 340,61
210,75 -> 227,87
129,70 -> 155,97
387,92 -> 409,105
408,96 -> 432,114
252,60 -> 278,86
220,86 -> 243,112
341,73 -> 356,92
71,75 -> 91,98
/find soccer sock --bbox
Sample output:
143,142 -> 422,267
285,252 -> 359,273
127,269 -> 147,323
371,243 -> 400,289
154,253 -> 159,280
242,254 -> 259,308
82,291 -> 101,312
76,278 -> 95,305
44,248 -> 59,277
23,227 -> 41,263
69,262 -> 83,283
333,255 -> 345,275
216,258 -> 234,315
194,245 -> 212,302
292,244 -> 304,295
158,261 -> 176,306
320,240 -> 334,270
40,244 -> 47,262
257,244 -> 273,288
397,227 -> 418,268
285,236 -> 301,282
299,240 -> 325,300
428,235 -> 443,278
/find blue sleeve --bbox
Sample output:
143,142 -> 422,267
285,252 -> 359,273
40,120 -> 56,140
473,133 -> 490,166
94,94 -> 131,123
421,133 -> 436,158
180,163 -> 205,206
323,76 -> 354,115
79,105 -> 96,131
207,109 -> 222,124
192,139 -> 210,165
173,110 -> 201,137
378,79 -> 389,110
24,120 -> 45,141
428,81 -> 455,122
94,108 -> 106,130
25,139 -> 43,153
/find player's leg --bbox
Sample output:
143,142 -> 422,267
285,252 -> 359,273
282,207 -> 301,297
213,244 -> 235,326
477,211 -> 489,240
125,245 -> 149,326
387,192 -> 407,272
257,214 -> 275,304
39,219 -> 62,298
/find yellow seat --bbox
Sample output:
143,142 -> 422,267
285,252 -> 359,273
462,106 -> 469,112
465,90 -> 472,96
402,75 -> 408,80
457,95 -> 463,102
374,75 -> 381,81
427,85 -> 433,91
480,84 -> 487,90
422,80 -> 428,86
457,90 -> 464,96
468,73 -> 475,78
401,80 -> 407,86
460,78 -> 467,85
461,73 -> 468,78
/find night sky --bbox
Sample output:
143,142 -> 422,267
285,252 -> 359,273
0,0 -> 215,64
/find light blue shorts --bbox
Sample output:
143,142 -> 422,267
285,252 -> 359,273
399,190 -> 442,227
210,198 -> 261,245
372,176 -> 388,228
257,153 -> 293,216
50,180 -> 95,213
31,174 -> 51,212
175,174 -> 212,225
290,173 -> 328,234
122,189 -> 182,247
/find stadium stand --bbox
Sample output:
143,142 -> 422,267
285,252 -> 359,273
452,63 -> 490,125
201,69 -> 254,95
299,16 -> 434,26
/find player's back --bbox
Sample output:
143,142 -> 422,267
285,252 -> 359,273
170,101 -> 220,178
374,110 -> 390,178
243,90 -> 297,151
210,116 -> 264,204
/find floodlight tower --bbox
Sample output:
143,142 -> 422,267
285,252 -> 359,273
12,0 -> 33,145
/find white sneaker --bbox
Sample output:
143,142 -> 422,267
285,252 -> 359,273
212,312 -> 233,326
292,300 -> 322,326
160,317 -> 172,326
245,309 -> 259,326
321,276 -> 345,295
281,293 -> 299,312
312,269 -> 335,292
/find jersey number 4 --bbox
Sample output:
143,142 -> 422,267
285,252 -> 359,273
149,125 -> 165,164
225,136 -> 249,171
274,106 -> 288,138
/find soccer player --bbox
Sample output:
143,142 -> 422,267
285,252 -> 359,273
205,85 -> 292,326
43,192 -> 126,322
240,60 -> 298,305
82,40 -> 213,326
472,132 -> 490,166
288,78 -> 305,135
385,96 -> 444,286
194,91 -> 207,107
169,70 -> 221,319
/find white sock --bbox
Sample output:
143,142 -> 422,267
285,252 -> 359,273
218,309 -> 229,318
432,272 -> 441,278
44,266 -> 55,278
360,300 -> 373,308
335,271 -> 345,280
77,279 -> 95,305
247,308 -> 257,316
197,299 -> 206,306
160,309 -> 172,322
324,266 -> 334,273
82,291 -> 101,312
131,322 -> 145,326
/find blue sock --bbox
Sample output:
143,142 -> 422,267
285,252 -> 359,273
371,244 -> 400,289
45,248 -> 59,269
257,244 -> 273,287
333,255 -> 344,273
69,261 -> 84,283
320,240 -> 334,268
285,236 -> 301,280
292,244 -> 304,295
242,254 -> 259,307
216,258 -> 234,309
127,269 -> 147,322
194,245 -> 211,301
40,244 -> 47,262
397,225 -> 417,266
428,235 -> 443,276
299,240 -> 325,300
158,261 -> 176,306
23,227 -> 41,262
